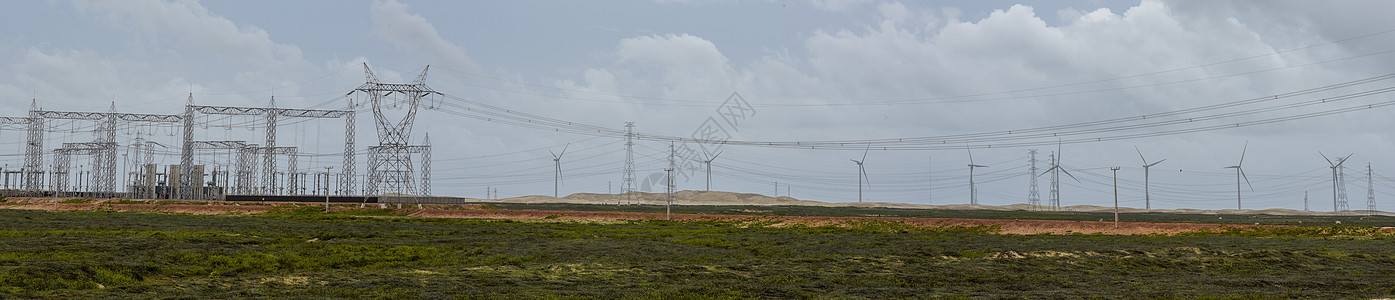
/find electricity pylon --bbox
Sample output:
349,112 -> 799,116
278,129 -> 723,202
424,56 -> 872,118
1028,150 -> 1040,211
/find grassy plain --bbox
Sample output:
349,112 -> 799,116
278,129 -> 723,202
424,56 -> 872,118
477,202 -> 1395,226
0,204 -> 1394,298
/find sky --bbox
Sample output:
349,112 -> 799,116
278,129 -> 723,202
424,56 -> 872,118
2,0 -> 1395,211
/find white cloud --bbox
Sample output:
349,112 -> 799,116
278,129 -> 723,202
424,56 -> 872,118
810,0 -> 872,12
369,0 -> 481,74
72,0 -> 306,70
68,0 -> 321,103
616,34 -> 736,98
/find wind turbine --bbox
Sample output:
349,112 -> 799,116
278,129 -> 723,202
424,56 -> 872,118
1135,146 -> 1166,210
1320,152 -> 1353,213
1038,140 -> 1080,210
1223,142 -> 1253,210
703,151 -> 721,191
967,145 -> 989,206
550,144 -> 569,198
850,146 -> 870,202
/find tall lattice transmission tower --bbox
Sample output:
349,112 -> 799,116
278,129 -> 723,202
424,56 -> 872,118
1337,164 -> 1350,214
1367,163 -> 1376,215
1027,149 -> 1040,211
23,100 -> 44,191
1047,152 -> 1060,211
620,122 -> 636,205
351,63 -> 438,196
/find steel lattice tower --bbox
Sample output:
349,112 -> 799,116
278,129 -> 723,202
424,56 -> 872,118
181,94 -> 195,197
1028,149 -> 1040,211
352,63 -> 438,196
1337,164 -> 1350,214
667,142 -> 675,206
24,102 -> 179,196
262,97 -> 278,195
421,133 -> 431,196
341,109 -> 355,195
1048,152 -> 1060,211
620,122 -> 636,205
97,103 -> 118,196
188,95 -> 348,196
23,100 -> 44,191
1367,163 -> 1375,215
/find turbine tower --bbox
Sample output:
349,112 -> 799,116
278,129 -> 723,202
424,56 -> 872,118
966,145 -> 988,206
850,146 -> 870,203
551,144 -> 569,198
1038,141 -> 1080,211
1320,152 -> 1353,214
1135,146 -> 1166,210
703,151 -> 721,191
1223,142 -> 1253,210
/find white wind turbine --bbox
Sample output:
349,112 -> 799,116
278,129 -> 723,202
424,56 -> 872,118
1135,146 -> 1166,210
550,144 -> 569,198
851,146 -> 870,203
1320,152 -> 1354,213
1223,142 -> 1253,210
967,145 -> 989,206
1039,140 -> 1080,210
703,151 -> 721,191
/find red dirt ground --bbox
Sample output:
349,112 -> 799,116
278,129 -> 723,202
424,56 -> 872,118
0,197 -> 1253,235
406,209 -> 1247,235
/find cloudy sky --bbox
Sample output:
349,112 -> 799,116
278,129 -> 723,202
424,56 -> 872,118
3,0 -> 1395,211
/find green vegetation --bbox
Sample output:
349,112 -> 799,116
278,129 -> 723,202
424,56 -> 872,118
0,209 -> 1394,298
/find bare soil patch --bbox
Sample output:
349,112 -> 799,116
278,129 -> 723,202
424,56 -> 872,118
408,208 -> 1248,235
1,197 -> 1253,234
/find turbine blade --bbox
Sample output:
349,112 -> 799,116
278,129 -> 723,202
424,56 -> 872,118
1320,151 -> 1334,166
1060,168 -> 1082,183
549,150 -> 557,158
1240,168 -> 1253,191
862,144 -> 870,163
966,144 -> 974,165
1238,141 -> 1248,167
1146,158 -> 1167,167
559,143 -> 569,157
1339,153 -> 1354,166
1039,166 -> 1058,177
1135,146 -> 1147,165
712,151 -> 722,161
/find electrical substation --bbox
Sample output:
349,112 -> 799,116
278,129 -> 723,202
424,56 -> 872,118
0,64 -> 439,204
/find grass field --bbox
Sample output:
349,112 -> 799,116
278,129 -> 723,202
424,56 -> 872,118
475,202 -> 1395,227
1,204 -> 1395,299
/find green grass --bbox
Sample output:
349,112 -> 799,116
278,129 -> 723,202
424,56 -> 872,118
0,209 -> 1393,298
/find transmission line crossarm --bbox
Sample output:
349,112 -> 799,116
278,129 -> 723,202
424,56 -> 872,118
28,106 -> 182,195
189,100 -> 351,196
349,64 -> 437,197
